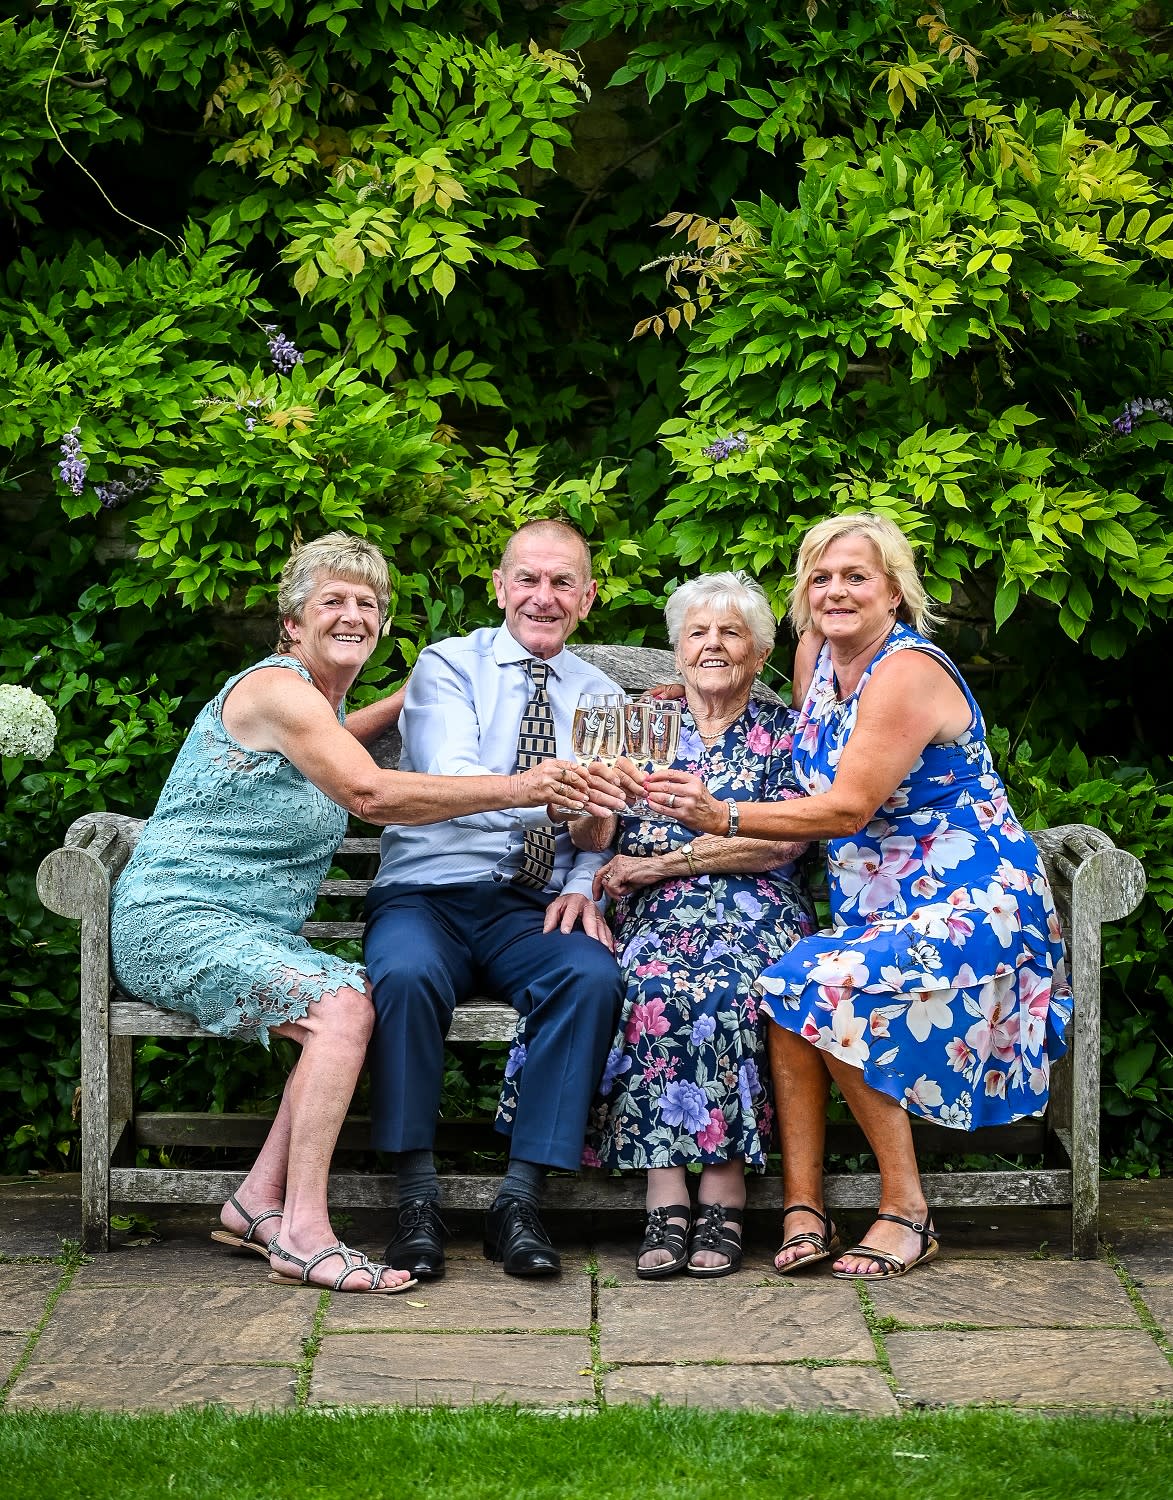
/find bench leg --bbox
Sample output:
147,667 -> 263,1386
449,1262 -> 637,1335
80,991 -> 111,1253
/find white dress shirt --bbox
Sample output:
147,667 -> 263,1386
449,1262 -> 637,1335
372,625 -> 621,897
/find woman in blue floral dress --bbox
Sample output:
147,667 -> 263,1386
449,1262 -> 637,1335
579,573 -> 816,1279
647,516 -> 1071,1282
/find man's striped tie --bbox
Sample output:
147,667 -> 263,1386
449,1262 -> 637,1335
513,659 -> 558,889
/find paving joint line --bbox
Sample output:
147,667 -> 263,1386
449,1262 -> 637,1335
0,1246 -> 85,1406
587,1252 -> 605,1409
292,1289 -> 330,1407
1102,1242 -> 1173,1369
854,1280 -> 900,1400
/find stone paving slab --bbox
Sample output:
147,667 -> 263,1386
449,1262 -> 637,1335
1,1332 -> 28,1384
0,1267 -> 62,1334
599,1281 -> 874,1364
1121,1248 -> 1173,1286
28,1284 -> 313,1366
866,1258 -> 1141,1328
6,1363 -> 297,1412
310,1332 -> 594,1408
886,1328 -> 1173,1409
1134,1285 -> 1173,1336
594,1239 -> 787,1285
324,1259 -> 591,1333
73,1240 -> 276,1286
604,1363 -> 898,1414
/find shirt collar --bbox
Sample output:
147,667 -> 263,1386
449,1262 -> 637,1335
493,624 -> 568,679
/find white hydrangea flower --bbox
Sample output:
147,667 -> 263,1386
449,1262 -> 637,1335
0,684 -> 58,759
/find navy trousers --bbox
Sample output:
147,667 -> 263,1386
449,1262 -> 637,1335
363,883 -> 623,1172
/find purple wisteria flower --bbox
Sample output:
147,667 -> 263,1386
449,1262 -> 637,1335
95,469 -> 160,511
57,425 -> 87,495
264,325 -> 303,374
504,1042 -> 527,1080
701,432 -> 748,461
1112,396 -> 1173,435
659,1079 -> 710,1132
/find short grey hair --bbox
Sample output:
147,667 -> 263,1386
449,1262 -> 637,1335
276,531 -> 390,652
664,571 -> 777,655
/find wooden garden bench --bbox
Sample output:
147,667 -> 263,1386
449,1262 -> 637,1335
36,645 -> 1146,1256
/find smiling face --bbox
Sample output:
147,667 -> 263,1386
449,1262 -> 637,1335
282,572 -> 381,682
492,530 -> 597,660
676,605 -> 767,710
807,536 -> 902,647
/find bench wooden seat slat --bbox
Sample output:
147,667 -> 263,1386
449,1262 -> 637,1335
130,1109 -> 1047,1159
35,644 -> 1147,1254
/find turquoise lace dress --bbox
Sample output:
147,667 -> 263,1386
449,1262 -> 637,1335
110,655 -> 366,1046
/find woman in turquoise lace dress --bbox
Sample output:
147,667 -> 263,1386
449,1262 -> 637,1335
647,516 -> 1071,1282
575,573 -> 814,1279
110,533 -> 589,1294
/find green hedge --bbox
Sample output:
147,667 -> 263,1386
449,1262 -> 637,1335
1,2 -> 1169,1175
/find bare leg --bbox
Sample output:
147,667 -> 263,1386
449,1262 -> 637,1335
822,1053 -> 931,1275
219,1061 -> 297,1245
639,1165 -> 690,1271
691,1157 -> 746,1270
265,983 -> 411,1290
768,1024 -> 833,1270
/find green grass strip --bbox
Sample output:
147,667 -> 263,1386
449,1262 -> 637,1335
1,1406 -> 1171,1499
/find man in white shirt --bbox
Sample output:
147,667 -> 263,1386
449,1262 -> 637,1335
364,519 -> 624,1278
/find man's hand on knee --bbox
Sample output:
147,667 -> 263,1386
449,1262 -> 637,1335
542,892 -> 614,950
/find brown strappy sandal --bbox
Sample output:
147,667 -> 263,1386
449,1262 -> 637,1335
831,1211 -> 939,1279
773,1202 -> 841,1273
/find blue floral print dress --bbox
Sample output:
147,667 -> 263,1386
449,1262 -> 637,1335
583,700 -> 817,1172
756,624 -> 1072,1129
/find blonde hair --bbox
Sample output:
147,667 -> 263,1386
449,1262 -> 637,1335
788,513 -> 940,637
276,532 -> 390,652
664,570 -> 776,655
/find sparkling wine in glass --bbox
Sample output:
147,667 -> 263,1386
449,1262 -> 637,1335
594,694 -> 625,767
647,700 -> 682,773
571,692 -> 608,765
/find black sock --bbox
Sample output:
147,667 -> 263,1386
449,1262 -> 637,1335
394,1149 -> 440,1206
497,1157 -> 545,1209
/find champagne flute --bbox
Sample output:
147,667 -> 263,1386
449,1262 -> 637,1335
647,700 -> 682,774
594,693 -> 625,767
620,699 -> 653,818
571,691 -> 608,765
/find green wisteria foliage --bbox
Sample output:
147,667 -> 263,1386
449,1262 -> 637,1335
1,1 -> 1169,1175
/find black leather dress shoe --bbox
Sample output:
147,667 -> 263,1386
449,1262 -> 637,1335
383,1197 -> 447,1281
483,1196 -> 561,1277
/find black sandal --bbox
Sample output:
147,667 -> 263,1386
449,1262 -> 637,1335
636,1203 -> 691,1279
686,1202 -> 744,1279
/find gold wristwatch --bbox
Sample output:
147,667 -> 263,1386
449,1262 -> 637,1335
679,841 -> 699,876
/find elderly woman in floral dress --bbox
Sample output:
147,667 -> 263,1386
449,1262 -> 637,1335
576,572 -> 815,1278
